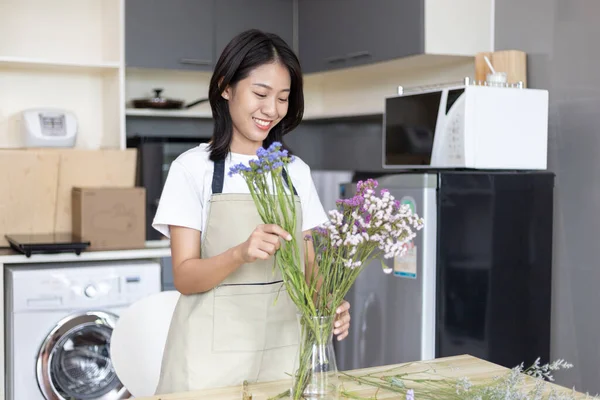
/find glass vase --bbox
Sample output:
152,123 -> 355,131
291,314 -> 339,400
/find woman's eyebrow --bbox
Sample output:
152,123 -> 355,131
252,83 -> 290,92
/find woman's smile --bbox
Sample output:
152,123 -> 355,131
253,117 -> 273,130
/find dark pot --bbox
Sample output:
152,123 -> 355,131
131,89 -> 209,109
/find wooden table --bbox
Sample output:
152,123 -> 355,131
137,354 -> 585,400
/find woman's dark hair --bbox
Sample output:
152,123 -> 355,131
207,29 -> 304,161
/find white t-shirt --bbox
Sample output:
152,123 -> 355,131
152,143 -> 328,238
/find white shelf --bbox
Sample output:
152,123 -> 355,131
0,56 -> 120,73
126,108 -> 212,118
0,240 -> 171,265
124,107 -> 384,122
0,0 -> 126,150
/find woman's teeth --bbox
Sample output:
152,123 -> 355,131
253,118 -> 271,129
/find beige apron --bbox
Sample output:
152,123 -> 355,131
155,159 -> 303,394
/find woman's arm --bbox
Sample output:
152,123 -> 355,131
170,224 -> 293,295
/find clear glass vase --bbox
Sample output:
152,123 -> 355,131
291,314 -> 339,399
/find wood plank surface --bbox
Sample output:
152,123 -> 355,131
136,355 -> 585,400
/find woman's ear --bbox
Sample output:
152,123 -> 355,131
218,77 -> 230,100
221,87 -> 231,100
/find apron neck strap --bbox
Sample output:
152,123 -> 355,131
211,158 -> 298,195
212,159 -> 226,194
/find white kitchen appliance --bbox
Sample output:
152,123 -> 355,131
21,108 -> 77,147
382,79 -> 549,170
5,260 -> 162,400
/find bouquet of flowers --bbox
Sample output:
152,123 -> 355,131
230,142 -> 424,399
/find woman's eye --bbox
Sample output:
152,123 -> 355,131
254,92 -> 267,98
279,98 -> 289,102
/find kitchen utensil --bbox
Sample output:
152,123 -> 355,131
21,108 -> 77,148
131,89 -> 209,109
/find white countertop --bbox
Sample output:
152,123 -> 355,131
0,240 -> 172,265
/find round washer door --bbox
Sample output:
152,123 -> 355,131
36,311 -> 129,400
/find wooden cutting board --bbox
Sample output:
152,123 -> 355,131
0,150 -> 60,247
475,50 -> 527,87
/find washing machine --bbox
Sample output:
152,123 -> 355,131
5,259 -> 162,400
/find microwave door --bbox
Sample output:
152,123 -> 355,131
431,91 -> 467,167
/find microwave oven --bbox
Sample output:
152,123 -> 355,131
382,82 -> 549,170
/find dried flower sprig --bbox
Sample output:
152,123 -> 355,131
339,358 -> 598,400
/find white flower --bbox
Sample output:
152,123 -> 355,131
382,267 -> 393,274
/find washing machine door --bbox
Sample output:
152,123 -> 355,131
37,311 -> 129,400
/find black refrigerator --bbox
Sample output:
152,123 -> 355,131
333,171 -> 554,371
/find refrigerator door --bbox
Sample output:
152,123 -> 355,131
435,172 -> 554,369
334,174 -> 438,371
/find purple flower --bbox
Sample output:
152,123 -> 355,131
357,178 -> 378,195
228,163 -> 251,177
336,195 -> 364,208
313,226 -> 328,238
249,160 -> 260,169
272,161 -> 284,169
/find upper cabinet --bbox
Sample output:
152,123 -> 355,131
298,0 -> 493,74
125,0 -> 215,71
123,0 -> 494,75
215,0 -> 294,59
298,0 -> 424,74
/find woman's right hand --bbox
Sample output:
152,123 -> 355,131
236,224 -> 293,263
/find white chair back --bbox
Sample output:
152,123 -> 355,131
110,290 -> 180,397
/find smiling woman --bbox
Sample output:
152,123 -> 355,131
207,29 -> 304,161
150,29 -> 351,395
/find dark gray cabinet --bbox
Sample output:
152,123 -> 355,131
298,0 -> 425,73
215,0 -> 294,59
125,0 -> 215,71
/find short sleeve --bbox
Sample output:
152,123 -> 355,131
298,165 -> 329,232
152,160 -> 204,238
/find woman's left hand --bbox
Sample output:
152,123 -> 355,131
334,300 -> 351,341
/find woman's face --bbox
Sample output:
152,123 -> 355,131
223,61 -> 291,152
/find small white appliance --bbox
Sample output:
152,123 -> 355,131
21,108 -> 78,148
5,260 -> 162,400
382,79 -> 549,170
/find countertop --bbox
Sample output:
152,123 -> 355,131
136,354 -> 584,400
0,240 -> 171,264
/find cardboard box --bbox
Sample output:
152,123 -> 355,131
72,187 -> 146,250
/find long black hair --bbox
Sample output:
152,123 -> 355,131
207,29 -> 304,161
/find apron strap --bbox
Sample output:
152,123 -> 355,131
212,158 -> 298,195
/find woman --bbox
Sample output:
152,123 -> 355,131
151,29 -> 351,394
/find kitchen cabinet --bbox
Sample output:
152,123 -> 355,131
125,0 -> 215,71
298,0 -> 424,73
215,0 -> 294,58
